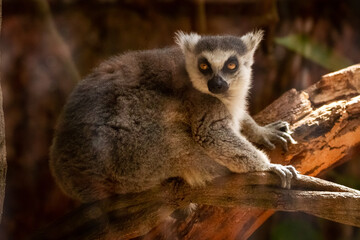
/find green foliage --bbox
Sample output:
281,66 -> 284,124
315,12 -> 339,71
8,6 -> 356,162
275,34 -> 353,71
270,218 -> 322,240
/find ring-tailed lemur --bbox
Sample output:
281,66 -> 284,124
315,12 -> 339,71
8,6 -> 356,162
50,30 -> 298,203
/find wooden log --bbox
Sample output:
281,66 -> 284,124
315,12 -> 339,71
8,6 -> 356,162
34,173 -> 360,240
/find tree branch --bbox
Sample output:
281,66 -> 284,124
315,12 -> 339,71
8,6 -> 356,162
34,173 -> 360,240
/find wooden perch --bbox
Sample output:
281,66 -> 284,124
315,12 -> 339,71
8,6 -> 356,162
34,173 -> 360,240
34,64 -> 360,239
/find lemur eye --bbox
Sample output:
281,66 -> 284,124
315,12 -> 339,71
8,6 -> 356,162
199,63 -> 209,70
222,56 -> 238,73
227,63 -> 237,70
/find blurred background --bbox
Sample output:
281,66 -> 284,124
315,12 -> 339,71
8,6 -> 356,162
1,0 -> 360,239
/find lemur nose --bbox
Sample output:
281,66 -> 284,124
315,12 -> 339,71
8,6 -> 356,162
207,75 -> 229,94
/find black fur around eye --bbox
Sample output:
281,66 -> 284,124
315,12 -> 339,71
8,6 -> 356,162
222,56 -> 238,73
198,58 -> 212,75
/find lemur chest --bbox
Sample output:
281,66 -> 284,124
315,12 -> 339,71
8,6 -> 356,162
220,99 -> 246,135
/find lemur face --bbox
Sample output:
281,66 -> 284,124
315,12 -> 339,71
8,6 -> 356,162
196,49 -> 241,94
176,31 -> 263,98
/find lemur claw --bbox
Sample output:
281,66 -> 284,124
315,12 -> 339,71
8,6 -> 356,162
262,121 -> 297,151
269,164 -> 298,189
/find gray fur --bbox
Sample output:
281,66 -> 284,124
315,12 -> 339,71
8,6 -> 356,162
194,36 -> 247,55
50,31 -> 297,202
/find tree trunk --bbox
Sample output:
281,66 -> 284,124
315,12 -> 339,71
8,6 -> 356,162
0,0 -> 7,223
34,64 -> 360,239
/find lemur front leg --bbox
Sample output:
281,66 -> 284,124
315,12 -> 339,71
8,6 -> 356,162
241,113 -> 297,152
192,109 -> 298,189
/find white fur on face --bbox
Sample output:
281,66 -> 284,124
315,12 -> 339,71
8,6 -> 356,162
183,53 -> 207,94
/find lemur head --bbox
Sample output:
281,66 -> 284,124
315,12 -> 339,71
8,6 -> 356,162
175,30 -> 263,102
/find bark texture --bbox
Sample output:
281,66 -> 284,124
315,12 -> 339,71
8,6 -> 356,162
0,86 -> 6,224
34,64 -> 360,239
0,0 -> 7,223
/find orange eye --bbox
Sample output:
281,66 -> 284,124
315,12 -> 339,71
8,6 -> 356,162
199,63 -> 209,70
227,63 -> 237,70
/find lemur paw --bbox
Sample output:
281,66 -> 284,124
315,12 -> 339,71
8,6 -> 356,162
260,121 -> 297,152
269,164 -> 298,189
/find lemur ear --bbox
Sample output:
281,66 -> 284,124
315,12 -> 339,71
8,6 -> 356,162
175,31 -> 201,53
241,29 -> 264,52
